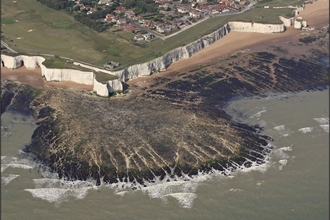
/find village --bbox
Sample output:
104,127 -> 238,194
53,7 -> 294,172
74,0 -> 250,42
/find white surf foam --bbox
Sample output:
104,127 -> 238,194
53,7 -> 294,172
1,164 -> 33,173
273,125 -> 291,136
298,127 -> 313,133
166,193 -> 197,208
229,188 -> 243,192
2,174 -> 20,185
250,109 -> 267,119
320,124 -> 329,133
313,118 -> 329,133
313,118 -> 329,125
278,159 -> 288,171
25,188 -> 70,203
274,125 -> 285,131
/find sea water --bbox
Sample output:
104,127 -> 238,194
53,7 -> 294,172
1,88 -> 328,220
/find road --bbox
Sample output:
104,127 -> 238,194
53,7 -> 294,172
129,1 -> 257,40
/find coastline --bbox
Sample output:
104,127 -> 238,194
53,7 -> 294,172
1,0 -> 329,188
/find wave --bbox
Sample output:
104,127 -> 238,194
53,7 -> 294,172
313,118 -> 329,133
2,174 -> 20,185
165,193 -> 197,208
298,127 -> 313,133
250,109 -> 267,119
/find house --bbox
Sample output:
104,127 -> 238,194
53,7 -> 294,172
142,20 -> 156,29
213,4 -> 228,12
159,3 -> 171,10
143,33 -> 155,40
134,34 -> 145,41
177,7 -> 188,13
124,10 -> 135,19
104,14 -> 117,22
189,10 -> 202,18
195,4 -> 210,12
98,0 -> 112,4
137,16 -> 145,23
116,18 -> 127,25
121,23 -> 140,33
172,19 -> 185,27
156,23 -> 172,33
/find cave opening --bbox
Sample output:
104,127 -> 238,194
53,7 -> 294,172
1,60 -> 4,67
21,60 -> 24,67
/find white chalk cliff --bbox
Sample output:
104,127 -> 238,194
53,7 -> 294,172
1,54 -> 122,95
1,21 -> 289,96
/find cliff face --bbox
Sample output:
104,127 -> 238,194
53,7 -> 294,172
228,22 -> 285,33
93,78 -> 123,96
279,16 -> 295,27
113,24 -> 230,81
40,65 -> 94,85
1,21 -> 287,95
113,22 -> 286,82
1,54 -> 115,94
1,55 -> 44,70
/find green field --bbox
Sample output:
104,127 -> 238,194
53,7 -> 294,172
1,16 -> 15,24
42,56 -> 94,71
94,71 -> 118,83
1,0 -> 296,68
256,0 -> 306,7
230,8 -> 294,24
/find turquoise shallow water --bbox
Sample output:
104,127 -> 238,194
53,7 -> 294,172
1,88 -> 329,220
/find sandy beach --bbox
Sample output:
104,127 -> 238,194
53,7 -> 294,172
1,0 -> 329,90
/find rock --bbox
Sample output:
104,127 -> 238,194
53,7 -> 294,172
294,20 -> 302,29
279,16 -> 295,27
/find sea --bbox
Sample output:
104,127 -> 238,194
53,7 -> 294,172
1,87 -> 329,220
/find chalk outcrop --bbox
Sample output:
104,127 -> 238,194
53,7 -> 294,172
279,16 -> 295,27
228,22 -> 285,33
113,24 -> 230,81
40,66 -> 94,85
93,78 -> 123,96
1,54 -> 119,95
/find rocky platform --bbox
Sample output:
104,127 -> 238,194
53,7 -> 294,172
1,29 -> 328,188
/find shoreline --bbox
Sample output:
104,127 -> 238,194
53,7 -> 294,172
0,0 -> 329,189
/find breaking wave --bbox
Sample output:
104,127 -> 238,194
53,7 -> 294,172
2,174 -> 20,185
